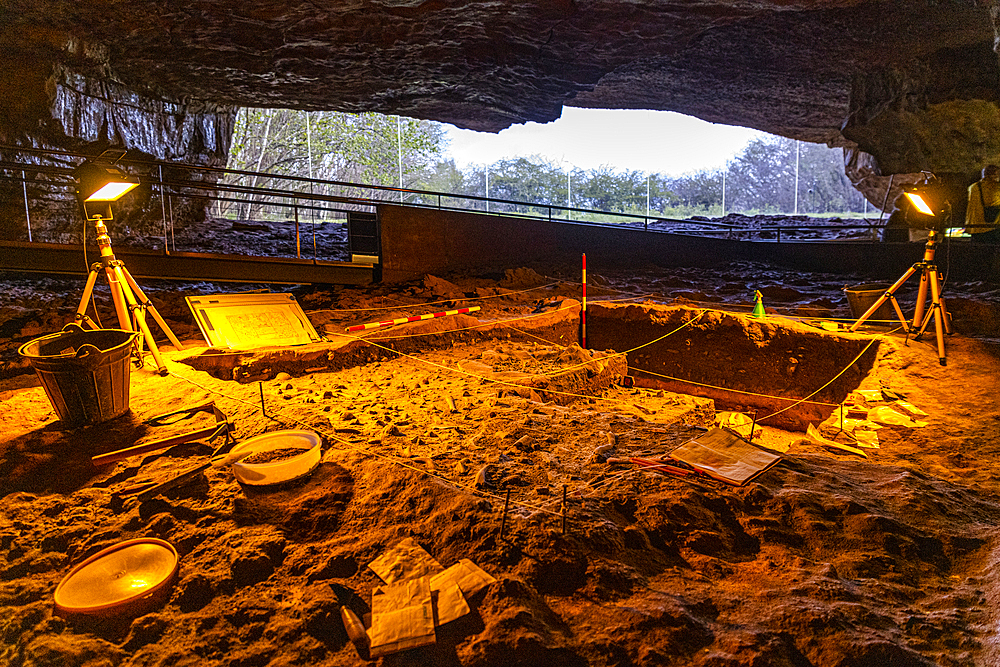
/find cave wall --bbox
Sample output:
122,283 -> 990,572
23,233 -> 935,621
0,57 -> 236,241
4,0 -> 1000,225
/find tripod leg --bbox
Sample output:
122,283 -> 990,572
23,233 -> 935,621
120,267 -> 184,350
929,267 -> 946,365
938,292 -> 952,335
74,265 -> 102,329
888,295 -> 909,332
849,265 -> 917,332
104,264 -> 132,331
912,268 -> 930,330
112,264 -> 169,375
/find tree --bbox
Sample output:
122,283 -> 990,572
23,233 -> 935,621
222,109 -> 445,219
717,137 -> 866,215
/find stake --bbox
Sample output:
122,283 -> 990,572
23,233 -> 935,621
749,410 -> 758,442
500,488 -> 511,540
259,382 -> 267,417
581,253 -> 587,348
561,484 -> 568,534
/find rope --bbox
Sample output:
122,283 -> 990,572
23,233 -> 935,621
166,367 -> 567,519
151,293 -> 896,525
306,281 -> 561,314
629,366 -> 840,407
756,336 -> 881,421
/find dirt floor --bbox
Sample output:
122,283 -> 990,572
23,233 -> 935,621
2,262 -> 1000,667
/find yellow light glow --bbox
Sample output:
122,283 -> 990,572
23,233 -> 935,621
86,181 -> 138,201
130,578 -> 150,589
904,192 -> 934,216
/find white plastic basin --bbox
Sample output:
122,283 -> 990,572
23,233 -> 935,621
230,430 -> 322,486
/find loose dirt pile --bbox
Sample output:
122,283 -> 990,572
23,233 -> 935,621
2,265 -> 1000,666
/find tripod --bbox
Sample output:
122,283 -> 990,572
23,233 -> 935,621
74,216 -> 183,375
849,229 -> 951,365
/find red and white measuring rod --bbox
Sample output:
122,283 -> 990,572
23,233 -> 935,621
346,306 -> 481,332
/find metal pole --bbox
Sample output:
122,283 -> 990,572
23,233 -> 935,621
306,111 -> 315,224
645,174 -> 650,230
168,193 -> 175,252
294,205 -> 301,258
485,165 -> 490,213
793,140 -> 800,215
397,115 -> 403,203
21,170 -> 31,242
567,171 -> 571,221
722,167 -> 726,216
159,164 -> 168,251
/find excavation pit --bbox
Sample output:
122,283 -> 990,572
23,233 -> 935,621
181,299 -> 875,432
588,303 -> 880,431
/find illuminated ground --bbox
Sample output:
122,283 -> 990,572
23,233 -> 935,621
2,267 -> 1000,666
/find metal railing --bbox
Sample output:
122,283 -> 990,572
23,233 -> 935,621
1,145 -> 888,263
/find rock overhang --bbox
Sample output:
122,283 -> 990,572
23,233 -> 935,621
1,0 -> 999,183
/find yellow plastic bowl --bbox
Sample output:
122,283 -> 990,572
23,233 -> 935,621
54,538 -> 178,618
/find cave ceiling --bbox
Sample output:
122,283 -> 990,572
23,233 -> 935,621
2,0 -> 1000,183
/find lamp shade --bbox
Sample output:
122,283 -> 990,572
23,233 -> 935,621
903,180 -> 951,230
904,191 -> 934,216
74,161 -> 140,221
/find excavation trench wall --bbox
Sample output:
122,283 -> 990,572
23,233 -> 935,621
588,303 -> 880,430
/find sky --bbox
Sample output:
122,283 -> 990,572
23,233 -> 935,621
442,107 -> 771,177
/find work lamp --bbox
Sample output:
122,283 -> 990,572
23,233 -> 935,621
73,161 -> 140,221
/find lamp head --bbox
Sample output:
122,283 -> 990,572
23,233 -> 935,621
74,160 -> 139,221
903,174 -> 950,231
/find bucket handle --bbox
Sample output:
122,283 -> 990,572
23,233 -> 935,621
62,322 -> 86,334
74,344 -> 102,360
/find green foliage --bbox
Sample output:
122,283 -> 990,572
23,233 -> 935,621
223,108 -> 445,219
223,109 -> 866,222
720,137 -> 867,214
411,135 -> 866,218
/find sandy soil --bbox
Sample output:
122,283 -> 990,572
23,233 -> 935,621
2,258 -> 1000,666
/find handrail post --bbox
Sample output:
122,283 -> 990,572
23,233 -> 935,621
21,170 -> 32,242
159,164 -> 168,254
294,204 -> 301,258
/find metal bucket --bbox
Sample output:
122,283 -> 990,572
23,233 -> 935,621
844,283 -> 896,324
18,324 -> 139,427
